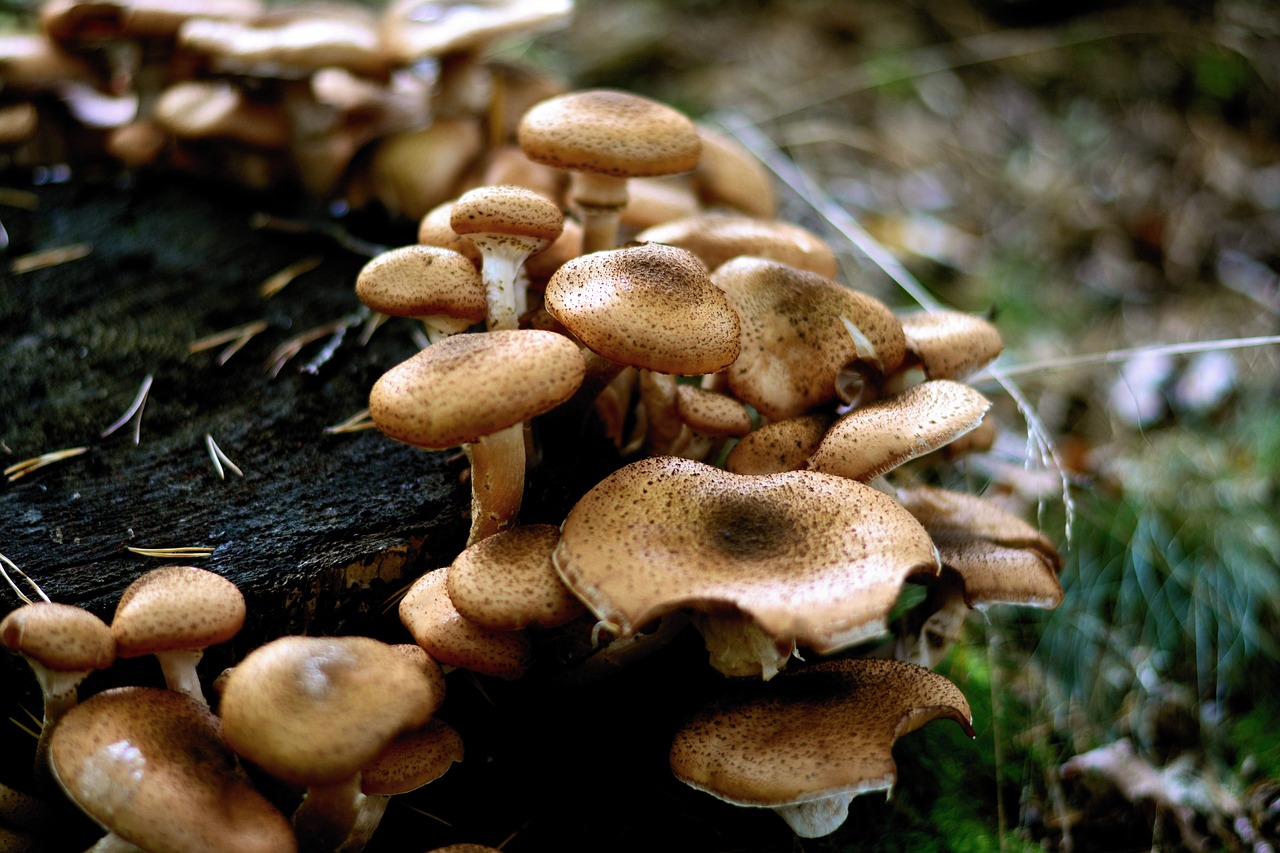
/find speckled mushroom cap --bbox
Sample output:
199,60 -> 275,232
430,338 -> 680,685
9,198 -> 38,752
712,257 -> 906,421
111,566 -> 245,657
447,524 -> 585,631
544,243 -> 741,375
806,380 -> 991,482
675,385 -> 752,437
724,413 -> 832,475
219,636 -> 439,787
361,718 -> 464,796
898,310 -> 1003,380
398,568 -> 533,680
388,643 -> 447,716
638,214 -> 837,278
355,245 -> 486,322
379,0 -> 571,63
553,456 -> 939,669
451,184 -> 564,247
50,687 -> 295,853
178,6 -> 388,79
669,658 -> 973,838
369,329 -> 585,449
517,89 -> 701,180
897,486 -> 1062,609
1,602 -> 115,673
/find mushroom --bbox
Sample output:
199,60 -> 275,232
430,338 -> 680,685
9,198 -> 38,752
690,123 -> 776,218
110,564 -> 246,707
669,658 -> 974,837
399,567 -> 533,680
445,523 -> 585,631
543,242 -> 741,414
553,456 -> 940,679
355,244 -> 487,344
887,309 -> 1004,393
0,601 -> 115,788
805,380 -> 992,483
671,383 -> 753,461
711,256 -> 905,421
724,413 -> 833,475
638,213 -> 838,278
517,89 -> 701,253
367,116 -> 484,220
49,686 -> 295,852
219,635 -> 440,851
369,329 -> 585,544
450,184 -> 564,331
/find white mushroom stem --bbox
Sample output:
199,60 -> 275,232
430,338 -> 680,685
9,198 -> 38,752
26,660 -> 90,787
420,314 -> 473,345
293,775 -> 365,853
336,794 -> 390,853
774,792 -> 869,839
689,612 -> 796,681
86,832 -> 147,852
569,171 -> 628,254
471,238 -> 539,331
464,423 -> 526,546
155,648 -> 207,706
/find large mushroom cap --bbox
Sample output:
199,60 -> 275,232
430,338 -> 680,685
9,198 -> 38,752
544,242 -> 741,375
111,565 -> 245,657
219,635 -> 440,786
369,329 -> 585,449
669,658 -> 973,838
553,456 -> 939,676
50,686 -> 295,853
517,89 -> 701,179
638,213 -> 837,278
713,256 -> 905,421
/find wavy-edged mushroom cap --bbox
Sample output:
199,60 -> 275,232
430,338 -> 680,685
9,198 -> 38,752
355,244 -> 486,327
713,257 -> 905,421
897,486 -> 1062,609
638,213 -> 837,278
807,380 -> 991,482
379,0 -> 571,63
447,524 -> 585,630
899,310 -> 1003,380
369,329 -> 585,449
399,568 -> 533,680
669,658 -> 973,838
50,686 -> 295,853
518,89 -> 701,181
553,456 -> 939,679
545,243 -> 741,376
219,636 -> 439,787
724,413 -> 833,475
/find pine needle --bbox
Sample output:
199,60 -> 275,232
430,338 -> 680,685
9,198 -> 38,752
9,243 -> 92,274
258,256 -> 322,298
0,553 -> 50,604
100,373 -> 153,443
325,408 -> 375,434
126,546 -> 215,558
4,446 -> 89,482
205,433 -> 243,480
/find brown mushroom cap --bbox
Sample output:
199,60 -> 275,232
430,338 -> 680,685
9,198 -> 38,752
897,486 -> 1063,609
355,244 -> 486,322
369,329 -> 585,449
713,256 -> 905,421
675,384 -> 752,437
517,89 -> 701,179
111,565 -> 245,657
553,456 -> 940,676
361,717 -> 464,796
378,0 -> 571,63
669,658 -> 973,837
724,413 -> 833,475
691,124 -> 776,218
544,242 -> 741,375
152,81 -> 289,149
806,380 -> 992,482
418,200 -> 482,266
1,602 -> 115,674
450,184 -> 564,246
369,117 -> 484,221
50,686 -> 295,853
398,567 -> 533,680
447,524 -> 585,630
898,310 -> 1004,380
638,213 -> 837,278
219,635 -> 439,786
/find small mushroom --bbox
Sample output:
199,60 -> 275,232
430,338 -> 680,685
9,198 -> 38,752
517,89 -> 701,253
887,309 -> 1004,393
446,524 -> 585,631
110,564 -> 246,707
724,413 -> 833,475
369,329 -> 585,544
669,658 -> 973,837
355,244 -> 486,344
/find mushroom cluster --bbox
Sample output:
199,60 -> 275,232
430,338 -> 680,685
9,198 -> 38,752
1,4 -> 1067,848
